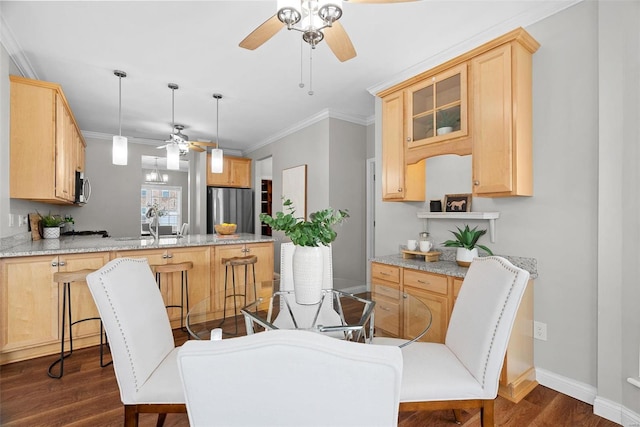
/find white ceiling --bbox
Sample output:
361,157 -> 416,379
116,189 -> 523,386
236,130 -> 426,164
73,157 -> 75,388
1,1 -> 578,154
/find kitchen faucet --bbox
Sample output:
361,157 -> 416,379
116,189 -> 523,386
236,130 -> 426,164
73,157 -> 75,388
145,206 -> 160,240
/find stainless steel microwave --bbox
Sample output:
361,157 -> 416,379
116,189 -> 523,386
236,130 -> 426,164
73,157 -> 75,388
75,171 -> 91,204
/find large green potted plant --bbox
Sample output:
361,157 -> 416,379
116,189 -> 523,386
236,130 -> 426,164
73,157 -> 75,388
260,199 -> 349,304
442,224 -> 493,267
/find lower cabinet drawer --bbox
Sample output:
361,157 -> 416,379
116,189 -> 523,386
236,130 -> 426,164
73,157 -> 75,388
372,263 -> 400,284
404,270 -> 448,295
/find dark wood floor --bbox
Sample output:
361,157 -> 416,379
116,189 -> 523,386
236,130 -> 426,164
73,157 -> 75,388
0,321 -> 619,427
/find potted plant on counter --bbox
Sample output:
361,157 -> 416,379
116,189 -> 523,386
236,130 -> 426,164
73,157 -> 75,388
443,224 -> 493,267
40,213 -> 65,239
259,199 -> 349,304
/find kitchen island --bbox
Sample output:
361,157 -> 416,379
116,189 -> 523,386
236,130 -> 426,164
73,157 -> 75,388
0,233 -> 274,364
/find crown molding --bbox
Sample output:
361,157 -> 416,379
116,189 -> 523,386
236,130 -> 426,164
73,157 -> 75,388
367,0 -> 583,96
0,14 -> 38,79
247,108 -> 369,154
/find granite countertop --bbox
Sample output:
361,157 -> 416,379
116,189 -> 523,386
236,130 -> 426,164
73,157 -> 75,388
0,233 -> 275,258
371,249 -> 538,279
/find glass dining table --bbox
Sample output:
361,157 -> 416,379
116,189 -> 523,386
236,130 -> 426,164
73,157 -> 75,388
186,280 -> 432,348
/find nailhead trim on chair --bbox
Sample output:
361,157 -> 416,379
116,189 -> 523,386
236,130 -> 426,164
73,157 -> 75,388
476,256 -> 521,388
97,258 -> 146,392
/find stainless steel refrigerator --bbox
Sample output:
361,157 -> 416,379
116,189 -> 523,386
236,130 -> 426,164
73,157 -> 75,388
207,187 -> 255,234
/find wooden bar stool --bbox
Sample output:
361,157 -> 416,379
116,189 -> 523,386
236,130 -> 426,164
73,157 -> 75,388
220,255 -> 258,336
153,261 -> 193,331
48,268 -> 111,379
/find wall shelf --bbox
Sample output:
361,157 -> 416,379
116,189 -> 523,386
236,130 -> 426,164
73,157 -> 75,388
417,211 -> 500,242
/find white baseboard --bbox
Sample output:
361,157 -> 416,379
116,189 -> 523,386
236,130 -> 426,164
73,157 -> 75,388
536,367 -> 640,426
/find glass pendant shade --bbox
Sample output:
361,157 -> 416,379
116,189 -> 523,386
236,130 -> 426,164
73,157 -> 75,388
166,144 -> 180,170
112,135 -> 128,165
211,148 -> 223,173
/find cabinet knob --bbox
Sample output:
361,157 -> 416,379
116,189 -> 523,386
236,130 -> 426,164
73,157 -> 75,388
406,137 -> 411,142
51,261 -> 58,267
473,180 -> 480,186
397,188 -> 403,193
58,261 -> 66,266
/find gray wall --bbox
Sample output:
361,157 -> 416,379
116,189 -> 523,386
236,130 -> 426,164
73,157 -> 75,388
373,0 -> 639,421
248,116 -> 368,290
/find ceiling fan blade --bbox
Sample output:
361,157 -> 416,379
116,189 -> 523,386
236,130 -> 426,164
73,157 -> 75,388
324,21 -> 357,62
190,140 -> 218,148
239,15 -> 285,50
190,145 -> 206,153
156,143 -> 169,150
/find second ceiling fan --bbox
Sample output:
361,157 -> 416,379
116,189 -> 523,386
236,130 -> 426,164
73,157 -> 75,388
239,0 -> 413,62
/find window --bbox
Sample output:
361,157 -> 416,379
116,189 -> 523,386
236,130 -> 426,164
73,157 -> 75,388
141,185 -> 182,234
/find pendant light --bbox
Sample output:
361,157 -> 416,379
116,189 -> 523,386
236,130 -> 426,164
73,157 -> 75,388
166,83 -> 180,170
112,70 -> 128,165
210,93 -> 224,174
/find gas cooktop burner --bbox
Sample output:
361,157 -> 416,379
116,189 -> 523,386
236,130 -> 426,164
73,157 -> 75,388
61,230 -> 110,238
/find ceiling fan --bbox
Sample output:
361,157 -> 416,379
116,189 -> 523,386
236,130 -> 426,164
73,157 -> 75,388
239,0 -> 414,62
157,83 -> 217,156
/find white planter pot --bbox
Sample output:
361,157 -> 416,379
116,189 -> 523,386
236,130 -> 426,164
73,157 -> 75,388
456,247 -> 478,267
437,126 -> 453,135
292,245 -> 324,305
43,226 -> 60,239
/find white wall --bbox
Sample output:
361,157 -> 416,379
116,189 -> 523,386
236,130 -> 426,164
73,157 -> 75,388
248,116 -> 368,289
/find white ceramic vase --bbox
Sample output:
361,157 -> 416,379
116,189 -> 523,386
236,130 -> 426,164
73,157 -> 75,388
292,245 -> 324,305
437,126 -> 453,135
43,226 -> 60,239
456,247 -> 478,267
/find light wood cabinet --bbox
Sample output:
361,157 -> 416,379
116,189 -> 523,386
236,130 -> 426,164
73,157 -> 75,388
377,28 -> 538,199
213,242 -> 274,316
10,75 -> 86,204
406,63 -> 468,149
0,252 -> 110,364
471,41 -> 535,197
206,155 -> 252,188
381,91 -> 425,201
370,261 -> 536,403
114,246 -> 211,329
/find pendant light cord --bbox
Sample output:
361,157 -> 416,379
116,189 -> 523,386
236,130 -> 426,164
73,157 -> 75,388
118,75 -> 122,136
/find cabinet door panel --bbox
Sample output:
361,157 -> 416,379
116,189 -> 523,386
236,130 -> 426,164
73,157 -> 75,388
405,287 -> 448,343
0,256 -> 59,351
472,44 -> 513,195
165,247 -> 211,324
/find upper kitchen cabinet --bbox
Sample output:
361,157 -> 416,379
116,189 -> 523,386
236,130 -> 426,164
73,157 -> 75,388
471,38 -> 538,197
10,76 -> 86,204
406,63 -> 468,151
381,91 -> 425,201
206,155 -> 252,188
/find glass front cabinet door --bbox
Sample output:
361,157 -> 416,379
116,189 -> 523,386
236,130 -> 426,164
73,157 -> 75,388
406,63 -> 468,149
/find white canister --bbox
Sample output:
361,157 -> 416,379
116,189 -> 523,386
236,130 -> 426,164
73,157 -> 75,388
407,239 -> 418,251
419,240 -> 432,252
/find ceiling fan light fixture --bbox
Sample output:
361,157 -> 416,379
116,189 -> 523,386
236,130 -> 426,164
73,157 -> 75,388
301,14 -> 324,46
318,0 -> 342,25
277,0 -> 302,27
112,70 -> 128,165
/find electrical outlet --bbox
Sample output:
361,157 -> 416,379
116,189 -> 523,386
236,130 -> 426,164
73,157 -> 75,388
19,215 -> 28,226
534,321 -> 547,341
8,214 -> 15,227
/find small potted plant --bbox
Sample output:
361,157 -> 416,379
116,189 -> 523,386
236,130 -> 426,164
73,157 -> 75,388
259,199 -> 349,304
442,224 -> 493,267
436,109 -> 460,135
40,213 -> 65,239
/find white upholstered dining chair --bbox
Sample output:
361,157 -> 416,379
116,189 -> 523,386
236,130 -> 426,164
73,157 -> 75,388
374,256 -> 530,427
177,329 -> 403,426
86,258 -> 186,427
272,242 -> 342,331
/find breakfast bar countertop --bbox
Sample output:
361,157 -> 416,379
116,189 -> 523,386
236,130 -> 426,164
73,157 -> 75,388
371,250 -> 538,279
0,233 -> 275,258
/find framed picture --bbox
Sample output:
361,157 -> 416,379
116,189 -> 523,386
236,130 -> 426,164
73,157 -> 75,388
282,164 -> 307,219
444,193 -> 471,212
